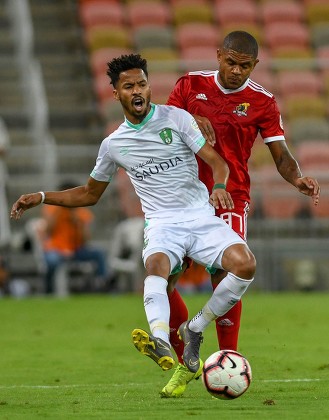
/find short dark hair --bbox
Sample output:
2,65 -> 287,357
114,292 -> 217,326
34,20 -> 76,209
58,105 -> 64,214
223,31 -> 258,59
107,54 -> 148,87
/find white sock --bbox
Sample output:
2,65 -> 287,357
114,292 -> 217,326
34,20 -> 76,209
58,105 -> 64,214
189,273 -> 253,333
143,275 -> 170,345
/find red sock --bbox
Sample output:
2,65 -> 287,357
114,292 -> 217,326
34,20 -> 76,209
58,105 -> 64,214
215,300 -> 242,350
168,288 -> 188,364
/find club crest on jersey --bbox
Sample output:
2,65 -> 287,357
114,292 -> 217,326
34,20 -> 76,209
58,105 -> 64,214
233,102 -> 250,117
159,128 -> 173,144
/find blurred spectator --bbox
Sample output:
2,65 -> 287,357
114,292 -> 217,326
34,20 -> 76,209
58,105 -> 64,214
110,169 -> 145,292
40,181 -> 110,294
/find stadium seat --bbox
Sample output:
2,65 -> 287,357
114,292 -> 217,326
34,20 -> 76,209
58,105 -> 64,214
282,94 -> 327,120
79,1 -> 125,28
214,0 -> 258,26
139,47 -> 179,72
93,72 -> 113,104
261,1 -> 305,25
251,70 -> 277,94
289,117 -> 329,145
276,70 -> 323,96
305,2 -> 329,25
173,1 -> 214,26
311,23 -> 329,49
175,22 -> 220,51
84,25 -> 132,51
149,71 -> 180,103
133,25 -> 175,50
126,1 -> 172,28
219,23 -> 263,46
296,141 -> 329,169
257,165 -> 305,219
179,46 -> 218,71
264,22 -> 311,51
89,47 -> 134,77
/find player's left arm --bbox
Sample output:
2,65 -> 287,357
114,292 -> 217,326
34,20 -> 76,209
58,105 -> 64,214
197,142 -> 234,210
268,140 -> 320,206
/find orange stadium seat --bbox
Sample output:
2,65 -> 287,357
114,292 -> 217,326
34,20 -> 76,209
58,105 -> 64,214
261,1 -> 305,25
176,22 -> 220,51
126,1 -> 172,28
79,0 -> 125,28
214,0 -> 258,26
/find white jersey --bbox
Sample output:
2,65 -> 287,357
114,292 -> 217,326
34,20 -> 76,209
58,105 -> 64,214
91,104 -> 214,221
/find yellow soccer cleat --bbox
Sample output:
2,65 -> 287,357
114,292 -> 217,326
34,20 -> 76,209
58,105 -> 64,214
132,328 -> 175,371
159,359 -> 204,398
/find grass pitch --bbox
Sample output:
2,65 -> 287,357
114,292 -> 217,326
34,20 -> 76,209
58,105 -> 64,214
0,292 -> 328,419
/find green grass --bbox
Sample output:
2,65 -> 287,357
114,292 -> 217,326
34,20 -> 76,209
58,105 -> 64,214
0,292 -> 328,419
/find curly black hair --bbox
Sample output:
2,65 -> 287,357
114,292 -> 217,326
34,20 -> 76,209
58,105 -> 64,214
223,31 -> 258,59
107,54 -> 148,87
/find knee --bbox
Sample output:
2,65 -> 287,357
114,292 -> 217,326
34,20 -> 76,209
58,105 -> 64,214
145,252 -> 171,278
222,245 -> 256,280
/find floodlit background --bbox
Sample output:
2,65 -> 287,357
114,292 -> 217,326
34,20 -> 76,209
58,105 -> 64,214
0,0 -> 328,296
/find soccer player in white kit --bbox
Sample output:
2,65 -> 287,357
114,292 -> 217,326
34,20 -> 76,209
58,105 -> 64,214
10,54 -> 256,379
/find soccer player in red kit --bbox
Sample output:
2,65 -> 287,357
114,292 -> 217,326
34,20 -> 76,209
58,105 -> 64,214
160,31 -> 320,398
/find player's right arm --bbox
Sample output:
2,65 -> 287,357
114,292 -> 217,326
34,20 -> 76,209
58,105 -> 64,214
10,177 -> 109,220
197,142 -> 234,211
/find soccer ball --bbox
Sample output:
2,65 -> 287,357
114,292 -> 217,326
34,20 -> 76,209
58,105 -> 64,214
202,350 -> 252,399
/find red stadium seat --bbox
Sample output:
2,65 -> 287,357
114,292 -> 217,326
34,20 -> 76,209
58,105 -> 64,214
264,22 -> 311,51
179,46 -> 218,71
250,68 -> 277,95
149,72 -> 180,103
89,47 -> 134,77
126,1 -> 172,28
214,0 -> 258,26
261,1 -> 305,25
79,0 -> 125,28
276,70 -> 323,97
257,165 -> 305,219
296,141 -> 329,169
176,22 -> 220,51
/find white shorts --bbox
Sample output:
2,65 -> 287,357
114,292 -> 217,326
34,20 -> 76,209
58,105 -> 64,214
142,215 -> 246,272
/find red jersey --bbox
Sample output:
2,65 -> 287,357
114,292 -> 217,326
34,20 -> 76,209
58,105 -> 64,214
167,70 -> 285,203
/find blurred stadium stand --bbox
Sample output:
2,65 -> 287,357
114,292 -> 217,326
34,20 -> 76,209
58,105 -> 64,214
1,0 -> 328,292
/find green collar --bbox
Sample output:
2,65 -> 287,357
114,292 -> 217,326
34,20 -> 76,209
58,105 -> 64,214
125,103 -> 155,130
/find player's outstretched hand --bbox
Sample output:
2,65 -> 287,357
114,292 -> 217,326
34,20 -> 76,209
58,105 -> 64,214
210,189 -> 234,210
193,115 -> 216,147
295,177 -> 320,206
10,192 -> 43,220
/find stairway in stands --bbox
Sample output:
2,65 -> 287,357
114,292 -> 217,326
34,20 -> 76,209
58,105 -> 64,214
3,0 -> 120,243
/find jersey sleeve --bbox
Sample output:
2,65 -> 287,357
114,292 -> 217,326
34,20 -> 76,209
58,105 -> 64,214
260,97 -> 285,143
166,75 -> 190,109
172,107 -> 206,154
90,137 -> 118,182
